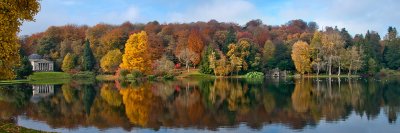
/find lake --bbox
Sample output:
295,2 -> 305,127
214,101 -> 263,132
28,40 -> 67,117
0,77 -> 399,133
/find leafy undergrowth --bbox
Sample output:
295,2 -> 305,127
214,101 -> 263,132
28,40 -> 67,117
176,69 -> 214,79
0,121 -> 47,133
244,72 -> 265,79
96,75 -> 117,81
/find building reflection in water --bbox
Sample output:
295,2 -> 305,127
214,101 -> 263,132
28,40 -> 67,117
30,84 -> 54,103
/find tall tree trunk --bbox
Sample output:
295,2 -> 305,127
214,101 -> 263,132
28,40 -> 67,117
328,55 -> 332,76
348,62 -> 352,77
316,54 -> 320,76
337,60 -> 341,76
186,61 -> 189,72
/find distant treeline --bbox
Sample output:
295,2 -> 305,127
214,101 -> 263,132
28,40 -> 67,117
19,19 -> 400,76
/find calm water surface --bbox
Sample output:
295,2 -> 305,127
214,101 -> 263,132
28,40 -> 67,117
0,77 -> 400,133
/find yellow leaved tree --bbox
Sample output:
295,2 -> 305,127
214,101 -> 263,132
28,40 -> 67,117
0,0 -> 40,79
100,49 -> 122,73
291,41 -> 311,75
120,31 -> 152,74
62,53 -> 75,72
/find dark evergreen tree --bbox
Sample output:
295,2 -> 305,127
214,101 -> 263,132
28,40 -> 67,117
37,36 -> 57,55
353,34 -> 364,47
340,28 -> 353,48
247,44 -> 262,72
268,42 -> 294,71
83,39 -> 96,71
199,46 -> 214,74
307,21 -> 318,32
362,31 -> 382,72
15,56 -> 33,79
384,27 -> 400,69
223,26 -> 237,54
386,26 -> 397,41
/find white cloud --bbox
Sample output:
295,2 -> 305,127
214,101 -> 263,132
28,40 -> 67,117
167,0 -> 262,24
123,6 -> 140,21
19,0 -> 400,37
20,2 -> 141,35
102,6 -> 140,24
276,0 -> 400,35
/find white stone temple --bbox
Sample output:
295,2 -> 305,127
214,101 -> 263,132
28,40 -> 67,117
28,54 -> 54,71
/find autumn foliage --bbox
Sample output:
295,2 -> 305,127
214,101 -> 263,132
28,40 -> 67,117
1,0 -> 40,79
100,49 -> 122,73
291,41 -> 311,75
120,31 -> 152,74
15,18 -> 400,77
188,29 -> 205,66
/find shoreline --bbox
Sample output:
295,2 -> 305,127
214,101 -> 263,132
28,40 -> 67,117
2,71 -> 400,84
0,121 -> 45,133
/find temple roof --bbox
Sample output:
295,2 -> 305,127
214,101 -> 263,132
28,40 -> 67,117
28,54 -> 42,59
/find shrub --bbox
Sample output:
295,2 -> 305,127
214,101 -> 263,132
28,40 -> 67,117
153,56 -> 175,76
131,69 -> 144,79
245,71 -> 264,79
378,68 -> 399,77
72,71 -> 95,79
118,69 -> 129,79
147,75 -> 156,81
162,73 -> 175,80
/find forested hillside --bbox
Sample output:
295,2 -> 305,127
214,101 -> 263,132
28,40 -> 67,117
19,19 -> 400,76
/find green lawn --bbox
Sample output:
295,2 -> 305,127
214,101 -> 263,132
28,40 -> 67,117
27,72 -> 71,84
28,72 -> 70,80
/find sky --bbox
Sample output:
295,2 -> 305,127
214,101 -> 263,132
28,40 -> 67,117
20,0 -> 400,37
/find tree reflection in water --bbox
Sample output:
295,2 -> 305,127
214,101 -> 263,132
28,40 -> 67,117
0,77 -> 400,131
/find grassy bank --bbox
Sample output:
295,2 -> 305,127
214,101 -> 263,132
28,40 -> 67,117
1,72 -> 72,85
300,74 -> 361,78
0,79 -> 30,85
175,69 -> 215,79
0,121 -> 46,133
96,74 -> 118,81
0,72 -> 70,85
